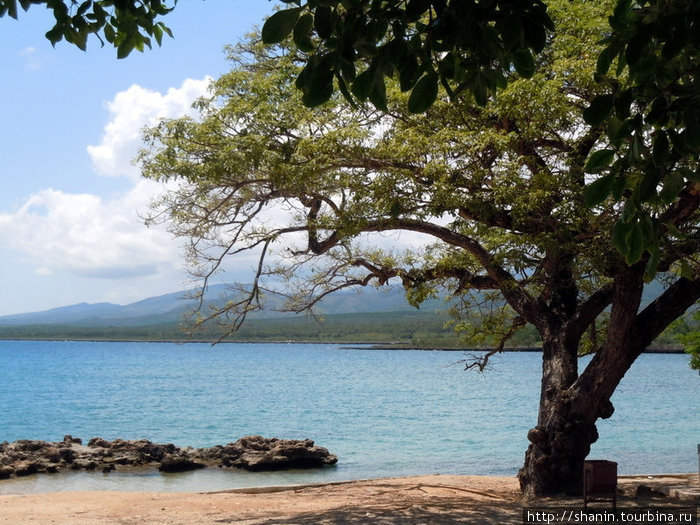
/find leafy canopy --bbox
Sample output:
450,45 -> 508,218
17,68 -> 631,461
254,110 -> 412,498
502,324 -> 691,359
582,0 -> 700,277
261,0 -> 553,110
260,0 -> 700,280
0,0 -> 175,57
138,0 -> 698,363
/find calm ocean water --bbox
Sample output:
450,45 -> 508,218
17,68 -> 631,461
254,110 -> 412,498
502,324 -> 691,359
0,340 -> 697,493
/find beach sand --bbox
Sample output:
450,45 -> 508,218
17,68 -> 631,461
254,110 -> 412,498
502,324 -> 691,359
0,474 -> 696,524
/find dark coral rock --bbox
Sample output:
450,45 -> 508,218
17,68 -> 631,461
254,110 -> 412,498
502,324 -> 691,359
15,461 -> 40,477
216,435 -> 338,471
87,437 -> 111,448
158,455 -> 206,473
58,448 -> 76,463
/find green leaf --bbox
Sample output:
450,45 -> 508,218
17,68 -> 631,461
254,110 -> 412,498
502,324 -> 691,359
614,89 -> 633,119
5,0 -> 17,18
606,117 -> 625,147
262,8 -> 301,45
625,26 -> 652,66
313,6 -> 332,39
293,14 -> 315,52
398,53 -> 419,92
512,49 -> 535,78
583,94 -> 614,126
630,133 -> 645,161
103,23 -> 115,43
501,15 -> 524,50
383,38 -> 408,67
407,73 -> 438,114
117,34 -> 136,59
76,1 -> 91,17
351,70 -> 373,101
584,149 -> 615,174
584,174 -> 615,206
611,173 -> 626,200
659,171 -> 685,204
643,244 -> 660,283
335,74 -> 358,109
153,23 -> 163,46
368,72 -> 388,112
652,131 -> 669,166
45,25 -> 64,46
612,218 -> 627,254
472,73 -> 488,107
302,81 -> 333,107
621,198 -> 637,223
405,0 -> 431,22
683,109 -> 700,149
597,46 -> 612,74
302,59 -> 334,107
624,221 -> 644,265
637,168 -> 659,201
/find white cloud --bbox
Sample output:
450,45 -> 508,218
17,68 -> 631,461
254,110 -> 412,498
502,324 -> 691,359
0,180 -> 181,279
87,77 -> 212,180
0,78 -> 219,310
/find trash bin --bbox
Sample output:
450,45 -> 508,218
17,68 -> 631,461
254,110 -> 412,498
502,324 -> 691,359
583,460 -> 617,509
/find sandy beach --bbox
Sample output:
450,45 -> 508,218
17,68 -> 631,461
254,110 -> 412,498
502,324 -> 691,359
1,474 -> 697,525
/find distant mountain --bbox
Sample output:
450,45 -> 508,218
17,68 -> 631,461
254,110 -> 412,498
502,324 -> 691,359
0,284 -> 446,328
0,279 -> 667,329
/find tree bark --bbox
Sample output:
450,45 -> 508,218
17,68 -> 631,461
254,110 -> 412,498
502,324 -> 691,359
518,333 -> 597,498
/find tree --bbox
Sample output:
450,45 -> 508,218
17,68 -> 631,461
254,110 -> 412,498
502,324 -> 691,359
0,0 -> 175,57
262,0 -> 700,280
138,0 -> 699,498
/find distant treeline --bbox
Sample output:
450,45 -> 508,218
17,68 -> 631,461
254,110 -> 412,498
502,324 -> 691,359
0,311 -> 458,345
0,310 -> 692,352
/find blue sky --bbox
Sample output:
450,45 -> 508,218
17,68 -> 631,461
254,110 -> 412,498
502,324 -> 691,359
0,1 -> 277,315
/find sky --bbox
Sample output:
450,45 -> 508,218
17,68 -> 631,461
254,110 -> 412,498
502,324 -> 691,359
0,1 -> 278,315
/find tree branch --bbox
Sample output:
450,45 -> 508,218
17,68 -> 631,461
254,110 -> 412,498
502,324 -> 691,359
631,276 -> 700,357
361,218 -> 540,321
563,282 -> 615,343
463,316 -> 527,372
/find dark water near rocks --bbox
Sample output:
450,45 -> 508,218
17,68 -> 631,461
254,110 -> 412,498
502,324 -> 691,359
0,340 -> 697,493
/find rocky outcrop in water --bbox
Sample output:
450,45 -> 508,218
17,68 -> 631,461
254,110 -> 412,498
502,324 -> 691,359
0,435 -> 337,479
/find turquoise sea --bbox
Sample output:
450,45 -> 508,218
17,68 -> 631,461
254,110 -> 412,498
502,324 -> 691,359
0,340 -> 697,493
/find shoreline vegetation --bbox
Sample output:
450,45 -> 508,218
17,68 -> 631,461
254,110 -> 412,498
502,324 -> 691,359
0,310 -> 690,353
0,337 -> 687,353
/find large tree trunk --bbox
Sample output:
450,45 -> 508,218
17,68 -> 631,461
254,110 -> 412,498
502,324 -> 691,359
518,266 -> 645,498
518,405 -> 599,498
517,334 -> 603,499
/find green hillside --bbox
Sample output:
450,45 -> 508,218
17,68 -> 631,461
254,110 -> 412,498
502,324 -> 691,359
0,311 -> 462,346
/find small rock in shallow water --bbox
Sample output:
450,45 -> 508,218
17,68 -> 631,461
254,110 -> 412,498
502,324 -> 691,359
159,454 -> 206,473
